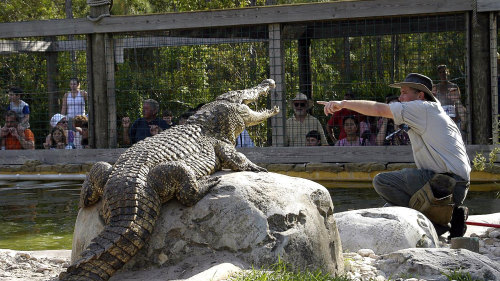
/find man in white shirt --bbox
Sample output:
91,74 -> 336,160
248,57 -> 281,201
318,73 -> 471,239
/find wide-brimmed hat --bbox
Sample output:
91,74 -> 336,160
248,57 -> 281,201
290,93 -> 313,109
50,113 -> 66,128
389,73 -> 436,102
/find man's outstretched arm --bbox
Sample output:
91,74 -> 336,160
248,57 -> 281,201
317,100 -> 394,119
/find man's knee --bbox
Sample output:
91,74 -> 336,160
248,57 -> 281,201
372,172 -> 385,191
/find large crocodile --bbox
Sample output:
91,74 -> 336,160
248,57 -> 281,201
60,79 -> 279,281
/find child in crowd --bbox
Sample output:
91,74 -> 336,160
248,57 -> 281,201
305,130 -> 322,146
7,87 -> 30,130
49,127 -> 67,149
162,110 -> 174,128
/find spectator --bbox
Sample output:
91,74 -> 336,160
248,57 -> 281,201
162,110 -> 175,128
0,110 -> 35,150
6,87 -> 30,130
375,95 -> 410,146
305,130 -> 321,146
73,115 -> 88,149
80,121 -> 89,149
177,112 -> 193,125
43,114 -> 75,149
432,65 -> 466,132
122,99 -> 168,145
47,127 -> 66,149
319,73 -> 471,238
285,93 -> 327,146
236,129 -> 255,147
335,115 -> 369,146
61,78 -> 88,130
326,91 -> 369,144
178,103 -> 206,126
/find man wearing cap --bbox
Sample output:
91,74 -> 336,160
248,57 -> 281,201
285,93 -> 327,146
319,73 -> 471,239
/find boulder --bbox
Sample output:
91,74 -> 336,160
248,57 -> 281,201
334,207 -> 439,254
71,171 -> 344,280
376,248 -> 500,281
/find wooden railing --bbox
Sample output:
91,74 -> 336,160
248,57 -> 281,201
0,145 -> 497,165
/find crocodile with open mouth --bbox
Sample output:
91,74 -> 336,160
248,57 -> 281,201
60,79 -> 279,281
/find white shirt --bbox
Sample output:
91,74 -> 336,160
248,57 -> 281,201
66,91 -> 86,118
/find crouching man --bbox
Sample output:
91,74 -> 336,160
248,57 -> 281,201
318,73 -> 470,239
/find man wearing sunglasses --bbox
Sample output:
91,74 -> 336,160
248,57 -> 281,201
285,93 -> 327,146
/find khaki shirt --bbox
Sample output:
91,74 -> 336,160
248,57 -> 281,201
389,100 -> 470,181
285,114 -> 327,146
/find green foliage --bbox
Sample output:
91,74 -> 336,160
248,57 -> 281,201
443,269 -> 482,281
229,258 -> 352,281
472,147 -> 500,171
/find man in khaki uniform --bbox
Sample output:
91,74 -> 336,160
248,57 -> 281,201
319,73 -> 470,239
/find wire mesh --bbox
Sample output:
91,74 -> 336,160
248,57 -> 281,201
0,12 -> 482,150
282,14 -> 467,146
0,35 -> 88,149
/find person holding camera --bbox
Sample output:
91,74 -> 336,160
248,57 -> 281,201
0,110 -> 35,150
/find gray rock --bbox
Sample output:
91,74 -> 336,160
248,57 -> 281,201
334,207 -> 439,254
376,248 -> 500,281
71,171 -> 344,279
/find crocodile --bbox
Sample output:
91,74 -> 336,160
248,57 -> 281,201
60,79 -> 279,281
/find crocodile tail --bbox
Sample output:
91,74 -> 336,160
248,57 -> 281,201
60,191 -> 161,281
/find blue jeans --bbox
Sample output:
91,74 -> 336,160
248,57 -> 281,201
372,168 -> 469,207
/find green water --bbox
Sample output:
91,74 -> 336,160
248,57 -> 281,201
0,180 -> 498,251
0,180 -> 79,250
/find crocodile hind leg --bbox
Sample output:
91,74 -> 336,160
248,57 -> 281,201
147,162 -> 220,206
80,162 -> 113,208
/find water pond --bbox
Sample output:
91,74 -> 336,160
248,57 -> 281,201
0,180 -> 498,251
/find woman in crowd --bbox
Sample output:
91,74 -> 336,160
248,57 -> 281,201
335,115 -> 370,146
48,127 -> 67,149
61,78 -> 87,130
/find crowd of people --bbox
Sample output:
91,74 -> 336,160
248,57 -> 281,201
0,65 -> 467,150
287,64 -> 466,147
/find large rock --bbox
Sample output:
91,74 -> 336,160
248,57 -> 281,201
376,248 -> 500,281
334,207 -> 439,254
71,171 -> 343,280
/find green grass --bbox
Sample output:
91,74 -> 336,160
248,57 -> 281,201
443,269 -> 482,281
228,259 -> 352,281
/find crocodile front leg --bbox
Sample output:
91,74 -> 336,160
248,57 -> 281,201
147,162 -> 220,206
79,162 -> 113,208
215,142 -> 266,172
